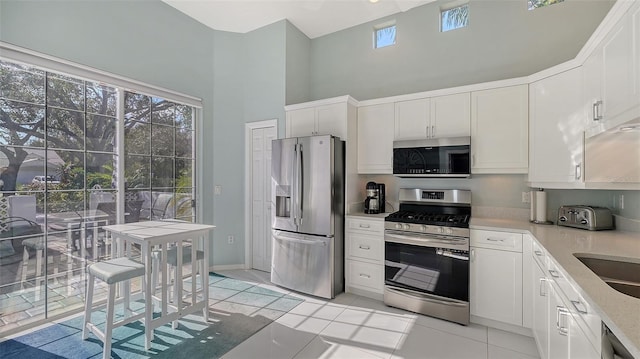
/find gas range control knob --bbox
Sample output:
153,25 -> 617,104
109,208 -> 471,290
445,228 -> 453,235
402,224 -> 410,230
438,227 -> 444,234
420,225 -> 427,232
395,223 -> 402,230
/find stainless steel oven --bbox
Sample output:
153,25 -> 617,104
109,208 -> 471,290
384,189 -> 471,325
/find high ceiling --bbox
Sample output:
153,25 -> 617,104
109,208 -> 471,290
162,0 -> 436,39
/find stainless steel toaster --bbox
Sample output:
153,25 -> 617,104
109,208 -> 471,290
557,205 -> 614,231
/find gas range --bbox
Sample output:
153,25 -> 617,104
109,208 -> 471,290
383,188 -> 472,325
384,189 -> 471,237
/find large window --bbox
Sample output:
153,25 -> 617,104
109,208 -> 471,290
0,58 -> 197,334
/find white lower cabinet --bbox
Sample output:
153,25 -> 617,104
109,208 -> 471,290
345,216 -> 385,298
531,238 -> 601,359
533,259 -> 549,359
470,230 -> 524,326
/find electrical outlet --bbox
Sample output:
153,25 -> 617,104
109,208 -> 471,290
214,185 -> 222,195
227,235 -> 234,244
522,191 -> 530,203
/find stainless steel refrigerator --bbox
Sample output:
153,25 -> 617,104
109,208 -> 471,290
271,135 -> 345,299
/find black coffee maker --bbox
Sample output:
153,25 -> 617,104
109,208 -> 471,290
364,182 -> 385,214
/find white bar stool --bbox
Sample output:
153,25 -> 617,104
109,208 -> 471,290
83,257 -> 146,359
151,246 -> 206,326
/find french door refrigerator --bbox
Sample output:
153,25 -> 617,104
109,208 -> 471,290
271,135 -> 345,299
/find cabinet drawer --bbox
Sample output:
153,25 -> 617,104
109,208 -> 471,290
347,260 -> 383,292
470,229 -> 523,252
532,239 -> 547,268
347,232 -> 383,263
547,259 -> 601,351
346,217 -> 385,234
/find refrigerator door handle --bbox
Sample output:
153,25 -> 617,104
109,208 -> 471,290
297,143 -> 304,225
273,232 -> 328,246
292,143 -> 299,226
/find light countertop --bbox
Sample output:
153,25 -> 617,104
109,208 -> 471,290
471,217 -> 640,358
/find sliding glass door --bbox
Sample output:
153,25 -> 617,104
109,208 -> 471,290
0,59 -> 197,334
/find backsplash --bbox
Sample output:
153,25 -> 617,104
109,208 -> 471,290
352,174 -> 640,231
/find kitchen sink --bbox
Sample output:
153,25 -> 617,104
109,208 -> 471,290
574,254 -> 640,299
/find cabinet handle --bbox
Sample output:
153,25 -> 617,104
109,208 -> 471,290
570,300 -> 588,314
470,249 -> 475,262
486,237 -> 505,242
548,269 -> 560,278
426,125 -> 430,138
534,250 -> 543,256
358,244 -> 371,250
593,100 -> 603,121
539,278 -> 547,297
575,163 -> 581,180
359,224 -> 370,228
431,125 -> 435,138
359,273 -> 371,279
472,154 -> 476,167
557,307 -> 570,336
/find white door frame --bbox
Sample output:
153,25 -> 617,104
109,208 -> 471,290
244,119 -> 278,269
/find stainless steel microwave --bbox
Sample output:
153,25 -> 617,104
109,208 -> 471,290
393,136 -> 471,178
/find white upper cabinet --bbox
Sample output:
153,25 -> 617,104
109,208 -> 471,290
394,98 -> 429,140
358,103 -> 394,174
394,93 -> 470,141
430,93 -> 471,138
585,2 -> 640,137
471,85 -> 529,174
529,67 -> 586,187
286,102 -> 348,140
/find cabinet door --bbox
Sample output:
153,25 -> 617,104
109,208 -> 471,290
394,98 -> 429,140
529,68 -> 585,185
533,260 -> 549,359
602,15 -> 635,123
358,103 -> 394,174
431,93 -> 471,138
548,282 -> 570,359
287,107 -> 316,137
470,247 -> 523,326
569,318 -> 600,359
583,44 -> 604,132
471,85 -> 529,174
316,103 -> 347,139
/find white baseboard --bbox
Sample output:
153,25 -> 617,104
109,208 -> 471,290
209,264 -> 245,271
470,315 -> 533,337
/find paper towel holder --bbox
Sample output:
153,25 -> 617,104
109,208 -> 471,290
530,188 -> 553,225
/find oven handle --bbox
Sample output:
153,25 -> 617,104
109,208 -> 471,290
385,285 -> 468,307
385,231 -> 468,250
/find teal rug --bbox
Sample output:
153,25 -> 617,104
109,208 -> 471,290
0,273 -> 303,359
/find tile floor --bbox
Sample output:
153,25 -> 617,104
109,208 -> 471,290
218,269 -> 541,359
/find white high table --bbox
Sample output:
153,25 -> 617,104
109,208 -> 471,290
103,220 -> 215,350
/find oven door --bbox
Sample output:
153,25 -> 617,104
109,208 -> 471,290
384,230 -> 469,302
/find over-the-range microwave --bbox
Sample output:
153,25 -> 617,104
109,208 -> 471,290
393,136 -> 471,178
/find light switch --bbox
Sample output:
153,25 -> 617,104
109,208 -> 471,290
214,185 -> 221,195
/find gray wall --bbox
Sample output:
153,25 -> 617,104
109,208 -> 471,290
310,0 -> 615,101
0,0 -> 293,266
285,21 -> 311,108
